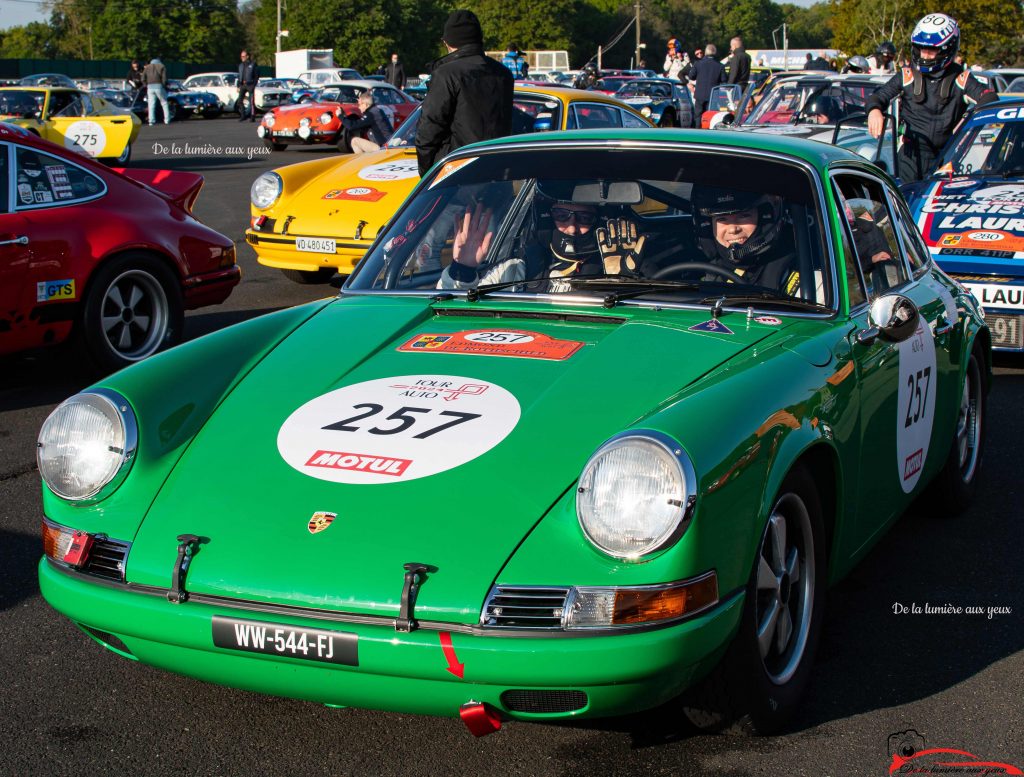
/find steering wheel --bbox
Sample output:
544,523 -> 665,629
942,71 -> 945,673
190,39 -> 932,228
651,261 -> 748,284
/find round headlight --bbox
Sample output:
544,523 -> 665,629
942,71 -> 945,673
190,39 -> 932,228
37,390 -> 137,502
299,117 -> 311,128
264,112 -> 276,128
576,432 -> 695,560
250,171 -> 282,209
319,111 -> 333,125
641,106 -> 652,117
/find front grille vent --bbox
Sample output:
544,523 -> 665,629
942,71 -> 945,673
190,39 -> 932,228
84,536 -> 130,581
480,585 -> 570,629
501,689 -> 588,714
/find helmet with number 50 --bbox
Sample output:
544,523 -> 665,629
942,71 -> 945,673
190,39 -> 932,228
910,13 -> 960,75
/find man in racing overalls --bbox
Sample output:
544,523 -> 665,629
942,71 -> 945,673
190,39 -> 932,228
865,14 -> 996,183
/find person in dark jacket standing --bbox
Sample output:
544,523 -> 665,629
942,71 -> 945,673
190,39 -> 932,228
127,59 -> 144,97
342,91 -> 394,153
726,37 -> 751,91
866,14 -> 996,182
142,58 -> 169,125
237,50 -> 258,122
385,53 -> 406,89
690,44 -> 725,118
416,9 -> 514,176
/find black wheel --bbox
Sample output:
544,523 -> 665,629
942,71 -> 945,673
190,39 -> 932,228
282,268 -> 336,284
166,100 -> 180,122
683,465 -> 826,734
102,143 -> 132,167
81,253 -> 183,372
923,348 -> 986,515
177,108 -> 194,121
337,127 -> 355,152
652,261 -> 747,284
660,111 -> 677,128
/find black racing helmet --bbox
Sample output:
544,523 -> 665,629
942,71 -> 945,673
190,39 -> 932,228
846,55 -> 871,74
534,180 -> 600,266
802,94 -> 844,123
876,41 -> 897,60
693,186 -> 784,264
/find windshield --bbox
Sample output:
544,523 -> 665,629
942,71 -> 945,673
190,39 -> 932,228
616,81 -> 672,100
317,86 -> 363,103
744,81 -> 877,126
387,96 -> 565,148
347,147 -> 834,311
0,90 -> 43,118
941,120 -> 1024,177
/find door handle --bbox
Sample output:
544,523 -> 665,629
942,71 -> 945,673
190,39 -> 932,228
0,236 -> 29,247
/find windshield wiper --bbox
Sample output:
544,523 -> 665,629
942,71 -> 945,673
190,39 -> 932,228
466,278 -> 533,301
699,291 -> 830,313
562,276 -> 700,308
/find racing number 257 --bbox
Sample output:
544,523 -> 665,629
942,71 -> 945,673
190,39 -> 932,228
904,367 -> 931,428
322,403 -> 480,438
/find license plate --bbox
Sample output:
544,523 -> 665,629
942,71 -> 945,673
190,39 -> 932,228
212,616 -> 358,665
986,312 -> 1024,349
295,236 -> 336,254
275,130 -> 296,137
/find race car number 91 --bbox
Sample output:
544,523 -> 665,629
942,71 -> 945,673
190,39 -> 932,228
277,375 -> 521,484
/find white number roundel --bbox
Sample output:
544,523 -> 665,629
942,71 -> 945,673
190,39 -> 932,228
896,324 -> 937,493
277,375 -> 521,484
63,120 -> 106,157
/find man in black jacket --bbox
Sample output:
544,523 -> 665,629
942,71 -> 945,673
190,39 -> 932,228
385,53 -> 406,89
689,44 -> 725,118
342,91 -> 394,153
237,50 -> 258,122
416,9 -> 513,176
726,37 -> 751,91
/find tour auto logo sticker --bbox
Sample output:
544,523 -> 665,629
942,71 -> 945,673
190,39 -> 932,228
358,159 -> 420,182
277,375 -> 521,484
397,330 -> 584,360
896,323 -> 937,493
307,511 -> 336,534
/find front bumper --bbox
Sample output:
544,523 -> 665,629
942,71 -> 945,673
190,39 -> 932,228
245,229 -> 368,274
40,559 -> 742,721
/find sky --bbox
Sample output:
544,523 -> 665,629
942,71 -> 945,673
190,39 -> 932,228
1,0 -> 48,30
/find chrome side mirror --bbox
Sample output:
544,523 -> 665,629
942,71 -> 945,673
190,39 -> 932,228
869,294 -> 920,342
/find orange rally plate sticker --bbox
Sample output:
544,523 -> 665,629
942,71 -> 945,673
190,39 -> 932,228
398,330 -> 584,361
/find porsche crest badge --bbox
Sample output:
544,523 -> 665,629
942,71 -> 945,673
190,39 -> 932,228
308,511 -> 337,534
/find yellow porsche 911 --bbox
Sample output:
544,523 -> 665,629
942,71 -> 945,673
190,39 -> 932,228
0,86 -> 141,164
247,86 -> 653,283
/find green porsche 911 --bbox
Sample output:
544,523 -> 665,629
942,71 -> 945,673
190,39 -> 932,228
38,129 -> 989,737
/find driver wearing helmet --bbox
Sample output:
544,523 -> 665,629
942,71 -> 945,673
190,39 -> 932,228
865,13 -> 996,182
841,55 -> 871,75
802,94 -> 845,124
868,41 -> 897,74
694,187 -> 802,295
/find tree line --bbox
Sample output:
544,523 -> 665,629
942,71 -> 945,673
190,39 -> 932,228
0,0 -> 1020,73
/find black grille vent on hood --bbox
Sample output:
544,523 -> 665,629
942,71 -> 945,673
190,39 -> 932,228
480,585 -> 571,629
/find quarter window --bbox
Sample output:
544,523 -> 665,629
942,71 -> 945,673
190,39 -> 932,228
621,110 -> 649,128
889,194 -> 931,276
14,146 -> 105,208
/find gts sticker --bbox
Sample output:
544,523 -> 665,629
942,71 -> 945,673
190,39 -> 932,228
37,279 -> 76,302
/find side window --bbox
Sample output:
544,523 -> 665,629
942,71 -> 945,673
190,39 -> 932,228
621,109 -> 649,128
80,94 -> 93,114
575,103 -> 621,129
47,92 -> 75,117
834,173 -> 907,299
15,147 -> 105,208
831,184 -> 868,308
889,193 -> 931,277
565,106 -> 579,129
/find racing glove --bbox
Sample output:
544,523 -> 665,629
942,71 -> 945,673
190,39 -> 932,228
596,218 -> 645,276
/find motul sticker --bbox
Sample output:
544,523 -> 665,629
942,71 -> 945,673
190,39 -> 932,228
277,375 -> 520,484
896,323 -> 937,493
358,159 -> 419,182
398,330 -> 583,360
322,186 -> 386,202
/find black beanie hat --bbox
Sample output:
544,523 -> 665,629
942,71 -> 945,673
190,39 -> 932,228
443,9 -> 483,48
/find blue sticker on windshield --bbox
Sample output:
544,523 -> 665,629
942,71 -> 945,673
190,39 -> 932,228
689,319 -> 734,335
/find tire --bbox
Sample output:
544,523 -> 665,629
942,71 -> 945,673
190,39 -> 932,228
282,268 -> 336,284
683,465 -> 826,735
167,101 -> 180,122
81,253 -> 183,372
336,128 -> 354,153
660,111 -> 676,128
103,143 -> 132,167
923,349 -> 986,515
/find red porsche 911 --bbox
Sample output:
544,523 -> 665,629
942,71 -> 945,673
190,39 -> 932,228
0,122 -> 240,370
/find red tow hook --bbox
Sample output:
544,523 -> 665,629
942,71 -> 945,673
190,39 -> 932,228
459,701 -> 502,737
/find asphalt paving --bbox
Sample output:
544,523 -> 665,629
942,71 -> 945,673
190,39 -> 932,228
1,118 -> 1021,777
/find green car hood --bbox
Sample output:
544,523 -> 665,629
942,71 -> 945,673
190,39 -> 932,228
127,296 -> 786,623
